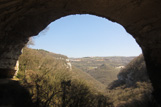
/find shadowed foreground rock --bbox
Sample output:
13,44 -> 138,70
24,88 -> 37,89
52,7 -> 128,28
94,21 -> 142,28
0,79 -> 34,107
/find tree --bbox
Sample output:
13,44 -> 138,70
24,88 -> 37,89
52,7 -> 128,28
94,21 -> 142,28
26,37 -> 34,47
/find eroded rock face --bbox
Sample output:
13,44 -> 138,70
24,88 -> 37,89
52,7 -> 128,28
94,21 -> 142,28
0,0 -> 161,105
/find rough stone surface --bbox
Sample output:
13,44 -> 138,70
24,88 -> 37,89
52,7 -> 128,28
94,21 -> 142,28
0,79 -> 34,106
0,0 -> 161,105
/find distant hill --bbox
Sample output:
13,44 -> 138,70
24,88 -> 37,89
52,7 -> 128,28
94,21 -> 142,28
17,48 -> 113,106
19,48 -> 69,72
17,48 -> 155,107
70,56 -> 135,71
87,64 -> 120,86
108,54 -> 150,89
70,56 -> 135,86
71,66 -> 106,92
106,55 -> 153,107
18,48 -> 106,92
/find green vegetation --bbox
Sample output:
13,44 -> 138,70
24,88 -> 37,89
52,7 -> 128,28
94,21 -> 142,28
17,48 -> 157,107
17,48 -> 113,107
70,57 -> 134,71
87,64 -> 119,86
70,66 -> 106,92
108,55 -> 150,89
106,55 -> 157,107
70,56 -> 134,86
18,48 -> 106,92
20,70 -> 112,107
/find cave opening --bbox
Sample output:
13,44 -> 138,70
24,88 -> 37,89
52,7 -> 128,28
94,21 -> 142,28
19,14 -> 152,107
1,0 -> 161,106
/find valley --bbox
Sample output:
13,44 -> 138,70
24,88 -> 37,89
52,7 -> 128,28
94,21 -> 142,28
70,56 -> 135,86
16,48 -> 153,107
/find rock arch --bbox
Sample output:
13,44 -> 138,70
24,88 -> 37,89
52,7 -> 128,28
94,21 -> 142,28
0,0 -> 161,105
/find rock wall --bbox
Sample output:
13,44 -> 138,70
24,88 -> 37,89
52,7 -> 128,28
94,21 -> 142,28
0,0 -> 161,105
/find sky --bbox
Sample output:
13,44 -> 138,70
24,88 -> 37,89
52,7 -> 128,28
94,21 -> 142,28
31,14 -> 142,58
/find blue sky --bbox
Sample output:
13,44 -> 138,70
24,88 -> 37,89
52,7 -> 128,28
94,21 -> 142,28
31,14 -> 142,58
